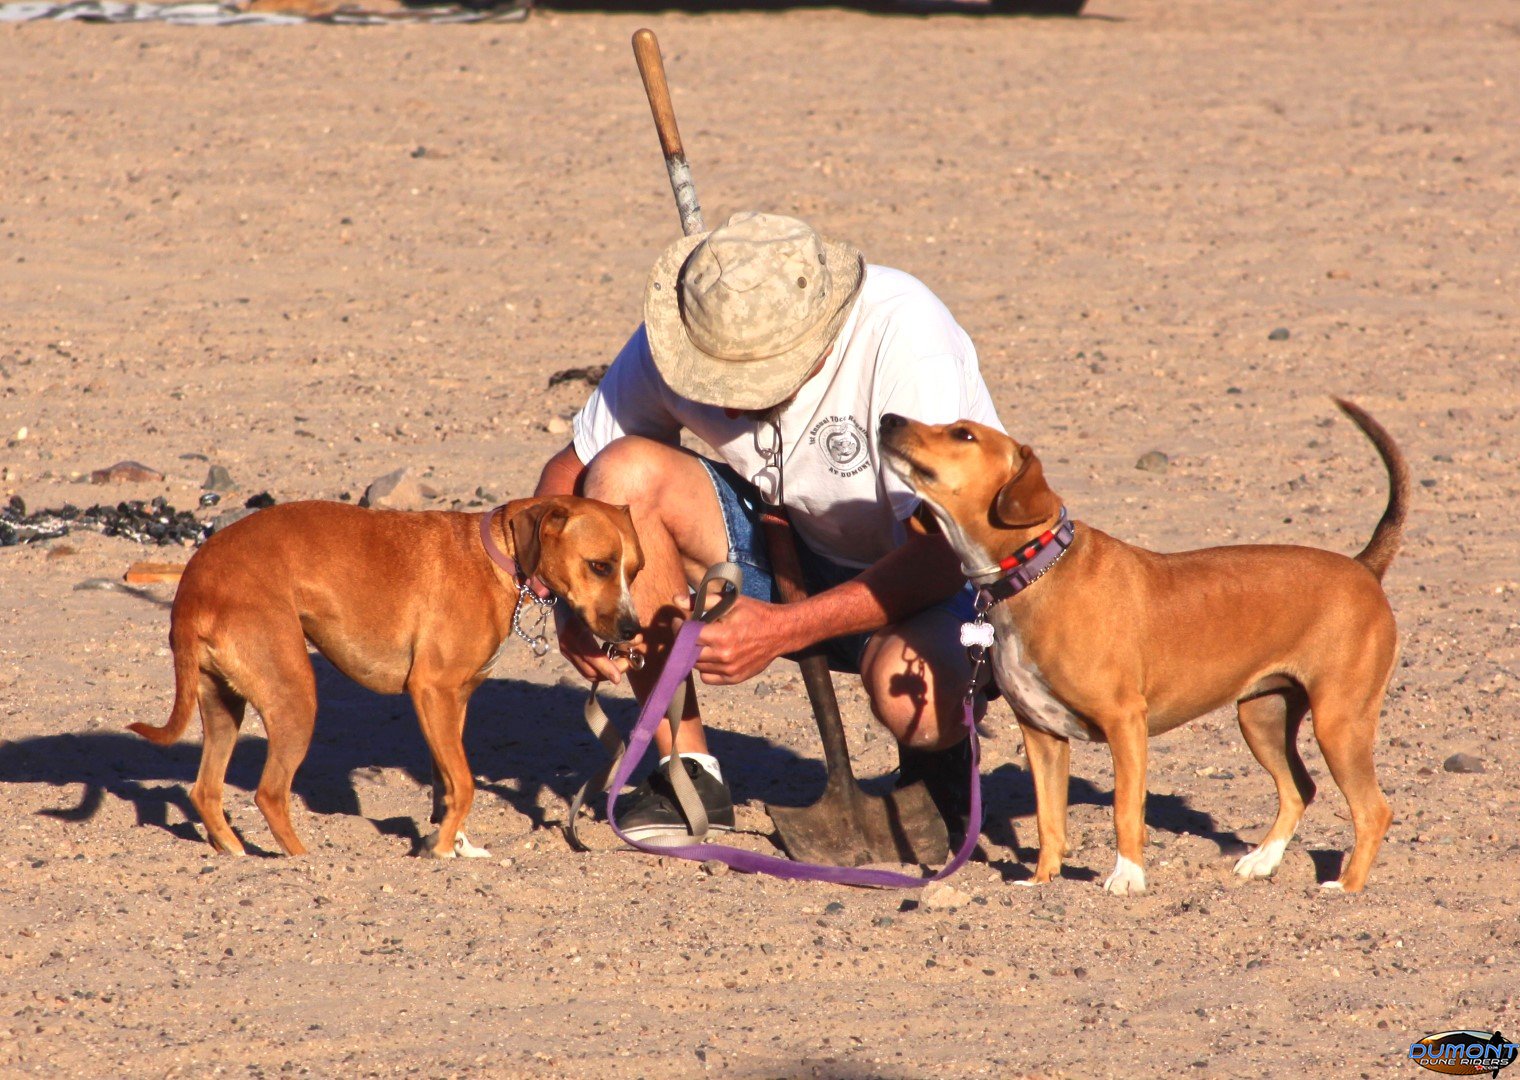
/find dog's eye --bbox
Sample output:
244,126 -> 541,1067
951,426 -> 976,442
587,559 -> 613,578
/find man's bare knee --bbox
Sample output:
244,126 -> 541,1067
583,437 -> 679,509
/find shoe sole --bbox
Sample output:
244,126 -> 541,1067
620,823 -> 735,848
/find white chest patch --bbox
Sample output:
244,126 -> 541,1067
988,617 -> 1094,742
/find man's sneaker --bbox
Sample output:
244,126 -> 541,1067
614,756 -> 736,846
895,739 -> 976,844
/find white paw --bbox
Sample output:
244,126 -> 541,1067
421,829 -> 491,859
1014,879 -> 1042,888
453,832 -> 491,859
1102,855 -> 1147,896
1233,838 -> 1287,880
1319,880 -> 1344,892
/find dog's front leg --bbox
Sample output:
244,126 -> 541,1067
1016,718 -> 1071,886
1103,715 -> 1149,896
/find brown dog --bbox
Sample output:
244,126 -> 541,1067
129,497 -> 644,858
881,400 -> 1406,894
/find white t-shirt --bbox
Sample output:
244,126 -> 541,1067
572,265 -> 1004,569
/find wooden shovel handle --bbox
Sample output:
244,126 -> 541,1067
632,29 -> 685,161
759,511 -> 857,785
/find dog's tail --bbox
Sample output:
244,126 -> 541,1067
1336,397 -> 1408,582
128,617 -> 200,746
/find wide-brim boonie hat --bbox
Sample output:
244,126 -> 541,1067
644,211 -> 865,411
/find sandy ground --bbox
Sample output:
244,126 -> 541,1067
2,0 -> 1518,1075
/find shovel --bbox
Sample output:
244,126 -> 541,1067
759,511 -> 950,867
631,30 -> 948,867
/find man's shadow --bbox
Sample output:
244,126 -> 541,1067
2,655 -> 1250,876
0,657 -> 826,856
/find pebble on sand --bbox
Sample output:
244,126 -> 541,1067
1268,327 -> 1291,341
921,881 -> 972,910
1442,752 -> 1485,774
89,460 -> 164,485
360,467 -> 426,511
1135,450 -> 1170,474
203,465 -> 237,493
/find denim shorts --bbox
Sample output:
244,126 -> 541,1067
699,459 -> 976,675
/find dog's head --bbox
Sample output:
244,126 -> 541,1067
509,496 -> 644,643
879,413 -> 1061,572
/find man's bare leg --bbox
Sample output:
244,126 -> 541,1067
860,605 -> 984,749
580,436 -> 729,756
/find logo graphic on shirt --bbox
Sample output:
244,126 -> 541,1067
808,416 -> 870,478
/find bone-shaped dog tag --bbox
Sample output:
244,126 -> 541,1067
960,621 -> 995,649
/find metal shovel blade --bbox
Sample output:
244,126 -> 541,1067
767,776 -> 950,868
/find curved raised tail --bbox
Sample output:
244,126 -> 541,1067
128,618 -> 199,745
1335,397 -> 1408,581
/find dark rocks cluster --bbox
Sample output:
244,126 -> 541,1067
0,493 -> 274,548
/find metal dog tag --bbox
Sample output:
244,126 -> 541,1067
959,621 -> 995,649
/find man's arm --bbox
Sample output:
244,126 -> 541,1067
535,442 -> 585,497
685,526 -> 966,685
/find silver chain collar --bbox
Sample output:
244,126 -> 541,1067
511,583 -> 557,658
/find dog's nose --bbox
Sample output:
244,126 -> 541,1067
879,413 -> 906,436
615,617 -> 642,642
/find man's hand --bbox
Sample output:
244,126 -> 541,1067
553,604 -> 629,685
672,592 -> 802,685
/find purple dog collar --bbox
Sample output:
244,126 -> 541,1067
974,509 -> 1075,607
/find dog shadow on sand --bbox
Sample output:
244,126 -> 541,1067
0,656 -> 1264,877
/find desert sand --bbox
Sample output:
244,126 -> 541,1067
1,0 -> 1517,1075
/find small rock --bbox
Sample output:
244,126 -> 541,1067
545,416 -> 572,436
1226,386 -> 1243,395
11,426 -> 26,443
546,365 -> 609,389
209,507 -> 258,534
823,901 -> 845,915
89,460 -> 163,485
361,468 -> 423,511
199,492 -> 221,508
179,452 -> 209,462
872,915 -> 894,928
418,482 -> 442,500
1443,752 -> 1484,774
1267,327 -> 1291,341
476,486 -> 498,502
753,680 -> 776,698
243,492 -> 275,510
699,859 -> 729,876
1135,450 -> 1170,474
921,881 -> 971,910
202,465 -> 236,493
1447,407 -> 1474,422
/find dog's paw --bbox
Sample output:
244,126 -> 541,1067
1319,880 -> 1345,892
1233,838 -> 1287,880
453,832 -> 491,859
419,829 -> 458,859
1102,856 -> 1147,896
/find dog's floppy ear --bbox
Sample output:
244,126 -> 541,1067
994,445 -> 1060,529
510,501 -> 568,577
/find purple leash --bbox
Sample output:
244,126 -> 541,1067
604,584 -> 983,888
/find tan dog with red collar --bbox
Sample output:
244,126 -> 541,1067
130,497 -> 644,859
881,400 -> 1406,894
